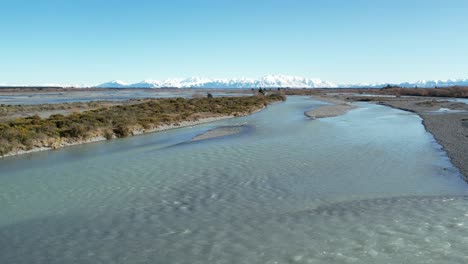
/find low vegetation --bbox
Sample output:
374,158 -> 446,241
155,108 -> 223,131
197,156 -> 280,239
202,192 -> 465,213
0,94 -> 285,156
283,86 -> 468,98
379,87 -> 468,98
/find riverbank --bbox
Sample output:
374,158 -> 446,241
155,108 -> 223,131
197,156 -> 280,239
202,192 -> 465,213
305,95 -> 358,119
0,95 -> 285,158
2,115 -> 236,158
316,93 -> 468,180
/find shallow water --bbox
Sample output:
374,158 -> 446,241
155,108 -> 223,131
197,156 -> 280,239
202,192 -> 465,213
449,98 -> 468,104
1,96 -> 467,263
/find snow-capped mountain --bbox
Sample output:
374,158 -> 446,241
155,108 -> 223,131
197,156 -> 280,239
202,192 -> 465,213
94,75 -> 468,89
95,75 -> 336,88
342,79 -> 468,88
3,76 -> 467,89
397,79 -> 468,88
254,75 -> 335,88
95,80 -> 129,88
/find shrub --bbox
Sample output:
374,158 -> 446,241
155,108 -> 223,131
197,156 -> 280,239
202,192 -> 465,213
113,124 -> 131,138
61,123 -> 88,138
103,128 -> 114,140
0,139 -> 12,156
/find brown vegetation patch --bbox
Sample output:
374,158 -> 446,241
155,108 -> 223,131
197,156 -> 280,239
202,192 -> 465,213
0,94 -> 285,156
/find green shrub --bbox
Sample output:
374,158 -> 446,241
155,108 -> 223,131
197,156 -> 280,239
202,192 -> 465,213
61,123 -> 88,138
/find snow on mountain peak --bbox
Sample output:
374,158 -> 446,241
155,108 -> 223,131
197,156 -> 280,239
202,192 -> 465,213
94,76 -> 468,89
95,80 -> 128,88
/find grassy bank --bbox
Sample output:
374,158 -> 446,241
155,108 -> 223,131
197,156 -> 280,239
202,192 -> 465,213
0,94 -> 285,156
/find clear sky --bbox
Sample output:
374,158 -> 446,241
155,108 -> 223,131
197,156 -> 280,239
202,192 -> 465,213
1,0 -> 468,85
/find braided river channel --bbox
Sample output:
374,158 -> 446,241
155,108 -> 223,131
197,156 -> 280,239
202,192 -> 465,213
1,96 -> 467,263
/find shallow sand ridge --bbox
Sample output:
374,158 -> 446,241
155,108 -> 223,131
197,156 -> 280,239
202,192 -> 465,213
192,125 -> 246,141
304,95 -> 358,119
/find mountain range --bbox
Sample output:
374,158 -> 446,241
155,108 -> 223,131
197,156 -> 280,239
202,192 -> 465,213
2,75 -> 468,89
95,75 -> 336,89
95,75 -> 468,89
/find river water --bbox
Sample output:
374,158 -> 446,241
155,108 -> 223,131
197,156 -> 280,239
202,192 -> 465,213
1,96 -> 467,263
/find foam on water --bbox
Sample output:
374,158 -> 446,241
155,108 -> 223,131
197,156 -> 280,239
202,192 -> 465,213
0,96 -> 467,263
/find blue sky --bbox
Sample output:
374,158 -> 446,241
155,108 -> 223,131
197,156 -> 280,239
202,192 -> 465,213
1,0 -> 467,85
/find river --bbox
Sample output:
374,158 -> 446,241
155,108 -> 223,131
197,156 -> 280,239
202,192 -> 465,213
1,96 -> 467,263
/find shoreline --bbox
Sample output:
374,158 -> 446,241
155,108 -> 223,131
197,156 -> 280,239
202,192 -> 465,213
305,95 -> 358,119
1,115 -> 238,158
